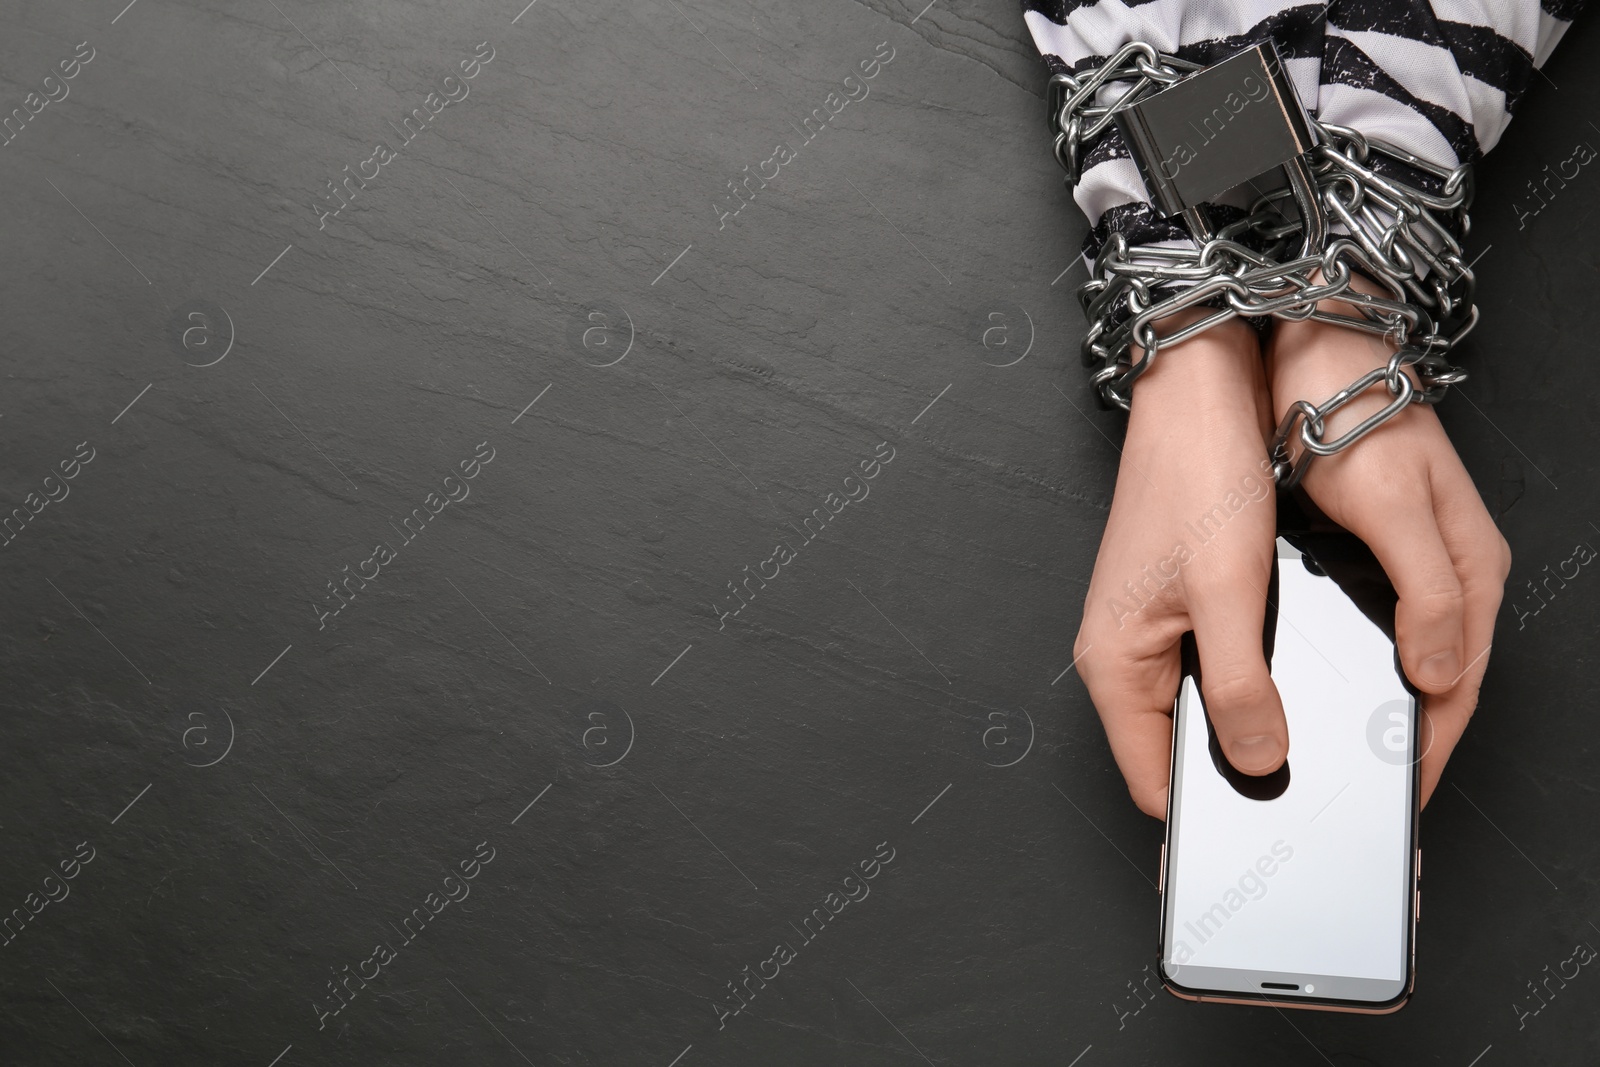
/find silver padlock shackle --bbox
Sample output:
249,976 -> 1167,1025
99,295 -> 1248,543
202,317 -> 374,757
1282,153 -> 1326,260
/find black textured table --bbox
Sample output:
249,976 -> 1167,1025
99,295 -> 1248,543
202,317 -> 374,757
2,2 -> 1597,1065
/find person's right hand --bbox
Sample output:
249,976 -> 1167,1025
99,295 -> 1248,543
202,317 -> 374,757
1073,310 -> 1287,818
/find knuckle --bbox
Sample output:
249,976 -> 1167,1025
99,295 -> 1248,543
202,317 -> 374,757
1076,612 -> 1133,660
1459,530 -> 1512,589
1411,585 -> 1466,622
1203,670 -> 1271,713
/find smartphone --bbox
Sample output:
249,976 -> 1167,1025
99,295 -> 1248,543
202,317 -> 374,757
1158,531 -> 1421,1013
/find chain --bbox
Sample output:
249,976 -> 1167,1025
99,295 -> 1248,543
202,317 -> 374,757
1045,42 -> 1479,488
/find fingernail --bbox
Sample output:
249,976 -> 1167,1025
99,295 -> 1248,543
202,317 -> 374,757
1421,649 -> 1460,687
1230,734 -> 1283,774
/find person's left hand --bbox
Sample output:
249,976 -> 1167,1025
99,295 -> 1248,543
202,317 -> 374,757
1266,299 -> 1512,807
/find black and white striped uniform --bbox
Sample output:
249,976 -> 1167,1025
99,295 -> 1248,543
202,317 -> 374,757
1023,0 -> 1585,262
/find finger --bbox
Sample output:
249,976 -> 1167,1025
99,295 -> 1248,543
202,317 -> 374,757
1417,456 -> 1510,807
1074,631 -> 1183,819
1417,644 -> 1491,809
1338,482 -> 1467,694
1187,565 -> 1288,775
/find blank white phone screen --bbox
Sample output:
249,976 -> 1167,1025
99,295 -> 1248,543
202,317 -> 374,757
1162,537 -> 1414,994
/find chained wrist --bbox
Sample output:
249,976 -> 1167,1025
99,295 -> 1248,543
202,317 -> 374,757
1044,41 -> 1478,489
1129,309 -> 1275,446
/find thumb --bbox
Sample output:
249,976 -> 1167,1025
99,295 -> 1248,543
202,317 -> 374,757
1187,570 -> 1288,775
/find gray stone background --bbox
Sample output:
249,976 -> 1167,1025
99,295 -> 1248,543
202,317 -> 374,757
1,1 -> 1597,1064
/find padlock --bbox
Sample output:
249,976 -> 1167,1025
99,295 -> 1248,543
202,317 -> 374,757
1115,41 -> 1321,245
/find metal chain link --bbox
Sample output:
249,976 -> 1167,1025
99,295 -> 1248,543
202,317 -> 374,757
1045,42 -> 1479,488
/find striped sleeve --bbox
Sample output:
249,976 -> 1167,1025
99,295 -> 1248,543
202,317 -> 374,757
1024,0 -> 1585,263
1317,0 -> 1578,168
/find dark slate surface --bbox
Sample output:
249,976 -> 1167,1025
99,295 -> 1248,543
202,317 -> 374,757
1,2 -> 1596,1064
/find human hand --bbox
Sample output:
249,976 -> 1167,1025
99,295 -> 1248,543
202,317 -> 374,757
1266,284 -> 1511,808
1073,311 -> 1287,819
